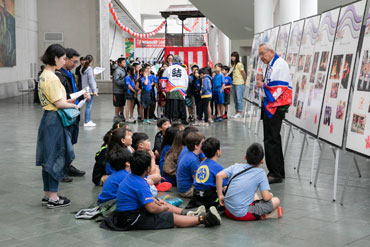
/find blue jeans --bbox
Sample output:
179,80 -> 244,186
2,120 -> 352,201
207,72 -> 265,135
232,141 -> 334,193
232,84 -> 245,112
42,169 -> 59,192
85,95 -> 94,123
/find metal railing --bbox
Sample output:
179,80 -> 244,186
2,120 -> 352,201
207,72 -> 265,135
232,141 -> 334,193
165,33 -> 206,47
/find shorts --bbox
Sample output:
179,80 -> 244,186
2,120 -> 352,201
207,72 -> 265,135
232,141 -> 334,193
125,93 -> 135,100
113,94 -> 125,107
225,200 -> 273,221
178,186 -> 194,198
224,93 -> 231,105
118,210 -> 174,230
213,89 -> 224,105
141,90 -> 152,109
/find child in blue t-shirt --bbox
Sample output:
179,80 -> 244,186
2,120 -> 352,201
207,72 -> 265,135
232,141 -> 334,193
216,143 -> 283,221
187,137 -> 228,209
140,64 -> 155,124
101,150 -> 222,230
213,63 -> 225,122
125,66 -> 137,123
98,148 -> 132,204
222,66 -> 233,119
176,131 -> 205,198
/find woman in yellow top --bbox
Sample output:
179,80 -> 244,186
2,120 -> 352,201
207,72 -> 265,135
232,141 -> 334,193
230,52 -> 247,118
36,44 -> 78,209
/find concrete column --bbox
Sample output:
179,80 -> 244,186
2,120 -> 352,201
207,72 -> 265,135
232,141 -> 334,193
254,0 -> 274,33
217,30 -> 230,65
97,0 -> 110,80
300,0 -> 317,18
208,23 -> 218,64
279,0 -> 300,24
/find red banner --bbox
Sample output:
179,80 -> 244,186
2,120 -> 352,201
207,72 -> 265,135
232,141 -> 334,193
135,38 -> 165,48
164,46 -> 208,73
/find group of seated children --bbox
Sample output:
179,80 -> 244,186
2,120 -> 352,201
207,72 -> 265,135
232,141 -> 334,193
94,118 -> 282,231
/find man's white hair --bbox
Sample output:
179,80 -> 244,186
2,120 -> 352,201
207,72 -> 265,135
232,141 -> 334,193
259,42 -> 275,52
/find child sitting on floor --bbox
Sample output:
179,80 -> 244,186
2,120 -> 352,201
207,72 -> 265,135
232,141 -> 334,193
100,150 -> 221,231
176,131 -> 205,198
216,143 -> 283,221
98,148 -> 132,204
188,137 -> 227,209
153,117 -> 171,164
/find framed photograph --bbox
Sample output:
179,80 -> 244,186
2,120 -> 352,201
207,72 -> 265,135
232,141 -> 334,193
330,54 -> 344,80
341,54 -> 353,89
323,106 -> 332,126
293,79 -> 300,107
330,82 -> 339,98
298,55 -> 305,71
304,55 -> 312,73
335,100 -> 346,120
351,113 -> 366,135
296,100 -> 304,119
310,52 -> 319,82
319,51 -> 329,71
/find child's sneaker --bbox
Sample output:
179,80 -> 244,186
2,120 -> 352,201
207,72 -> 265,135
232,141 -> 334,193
199,206 -> 222,227
47,196 -> 71,209
222,114 -> 228,119
261,206 -> 283,219
41,196 -> 49,206
186,205 -> 206,216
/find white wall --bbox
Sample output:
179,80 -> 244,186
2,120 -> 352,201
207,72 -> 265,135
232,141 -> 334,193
109,19 -> 129,61
37,0 -> 98,68
0,0 -> 38,99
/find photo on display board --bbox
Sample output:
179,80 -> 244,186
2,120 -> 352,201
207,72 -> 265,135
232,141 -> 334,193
341,54 -> 353,89
351,113 -> 366,135
298,55 -> 305,71
368,101 -> 370,113
296,101 -> 303,119
358,79 -> 370,92
287,53 -> 292,65
323,106 -> 332,126
301,75 -> 307,90
336,100 -> 346,120
358,50 -> 370,92
330,82 -> 339,98
330,55 -> 343,80
292,54 -> 298,66
304,55 -> 312,73
319,51 -> 329,71
308,86 -> 313,106
310,52 -> 319,82
293,79 -> 300,106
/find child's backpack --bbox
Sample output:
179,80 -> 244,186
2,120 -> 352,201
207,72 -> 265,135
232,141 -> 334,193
92,145 -> 108,186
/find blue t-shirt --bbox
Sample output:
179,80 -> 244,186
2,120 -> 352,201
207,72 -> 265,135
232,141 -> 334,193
178,146 -> 205,162
116,173 -> 155,211
213,73 -> 225,89
159,144 -> 171,177
176,151 -> 200,193
223,163 -> 270,217
125,75 -> 135,95
141,75 -> 155,92
105,162 -> 115,175
193,159 -> 228,190
98,169 -> 129,204
225,76 -> 232,87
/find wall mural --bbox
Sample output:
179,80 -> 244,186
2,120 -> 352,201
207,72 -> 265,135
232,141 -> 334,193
0,0 -> 15,67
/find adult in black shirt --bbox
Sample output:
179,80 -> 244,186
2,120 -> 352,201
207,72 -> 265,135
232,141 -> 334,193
75,56 -> 85,91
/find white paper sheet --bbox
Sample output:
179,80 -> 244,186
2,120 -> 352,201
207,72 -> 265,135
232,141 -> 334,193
94,67 -> 105,75
70,87 -> 89,100
77,99 -> 87,109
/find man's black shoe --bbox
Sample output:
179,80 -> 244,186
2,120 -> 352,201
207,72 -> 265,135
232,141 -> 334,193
68,165 -> 86,177
61,176 -> 73,183
268,176 -> 283,184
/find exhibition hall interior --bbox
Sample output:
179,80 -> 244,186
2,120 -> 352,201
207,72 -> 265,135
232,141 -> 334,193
1,0 -> 370,246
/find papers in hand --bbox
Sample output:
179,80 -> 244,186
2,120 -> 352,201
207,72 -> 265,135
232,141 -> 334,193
70,87 -> 90,100
94,67 -> 105,75
77,99 -> 87,109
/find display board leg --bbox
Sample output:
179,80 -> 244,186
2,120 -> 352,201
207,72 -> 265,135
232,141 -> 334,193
283,125 -> 292,157
254,108 -> 261,135
354,156 -> 361,178
282,123 -> 288,153
296,133 -> 307,172
248,105 -> 255,129
309,139 -> 319,184
243,102 -> 249,124
314,142 -> 326,187
332,148 -> 340,202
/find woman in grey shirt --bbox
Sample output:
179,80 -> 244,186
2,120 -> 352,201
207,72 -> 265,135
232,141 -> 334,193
81,55 -> 98,127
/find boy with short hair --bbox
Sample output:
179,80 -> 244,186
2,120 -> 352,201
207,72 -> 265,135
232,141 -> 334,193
112,57 -> 127,122
216,143 -> 283,221
199,67 -> 212,126
188,137 -> 227,209
176,131 -> 205,198
222,66 -> 233,119
101,150 -> 222,231
131,132 -> 161,185
213,63 -> 225,122
98,148 -> 132,204
153,117 -> 171,163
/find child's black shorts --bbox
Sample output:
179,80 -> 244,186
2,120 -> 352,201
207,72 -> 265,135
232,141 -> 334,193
113,94 -> 125,107
130,211 -> 174,230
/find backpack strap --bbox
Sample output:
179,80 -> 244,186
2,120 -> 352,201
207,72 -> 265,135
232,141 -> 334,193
224,166 -> 254,196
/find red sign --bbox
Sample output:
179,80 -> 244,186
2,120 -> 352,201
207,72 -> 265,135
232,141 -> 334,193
135,38 -> 165,48
164,46 -> 208,73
